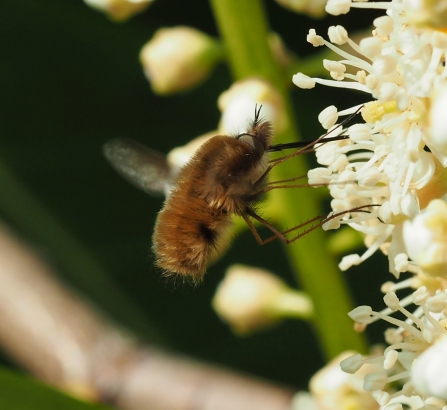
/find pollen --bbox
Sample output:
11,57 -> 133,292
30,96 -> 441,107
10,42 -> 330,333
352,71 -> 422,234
361,100 -> 398,124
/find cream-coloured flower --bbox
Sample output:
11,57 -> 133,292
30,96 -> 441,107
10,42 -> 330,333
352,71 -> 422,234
347,286 -> 447,408
84,0 -> 152,21
428,83 -> 447,161
406,0 -> 447,29
218,78 -> 288,135
294,4 -> 447,275
294,0 -> 447,408
140,26 -> 223,95
291,392 -> 319,410
274,0 -> 327,18
166,130 -> 217,174
401,199 -> 447,277
212,265 -> 312,335
310,351 -> 380,410
412,335 -> 447,401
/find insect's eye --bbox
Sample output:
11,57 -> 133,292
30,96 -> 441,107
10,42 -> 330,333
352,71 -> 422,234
238,134 -> 265,157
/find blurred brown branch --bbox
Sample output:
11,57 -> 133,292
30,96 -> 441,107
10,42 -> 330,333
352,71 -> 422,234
0,223 -> 295,410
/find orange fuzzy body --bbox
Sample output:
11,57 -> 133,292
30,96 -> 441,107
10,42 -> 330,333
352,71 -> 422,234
153,121 -> 273,281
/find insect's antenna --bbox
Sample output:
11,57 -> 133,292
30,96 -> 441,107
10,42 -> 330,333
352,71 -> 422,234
254,104 -> 263,123
236,104 -> 266,143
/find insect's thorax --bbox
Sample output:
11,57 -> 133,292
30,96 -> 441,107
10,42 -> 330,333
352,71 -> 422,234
174,135 -> 270,214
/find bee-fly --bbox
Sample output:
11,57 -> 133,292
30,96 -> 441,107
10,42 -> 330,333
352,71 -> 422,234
104,106 -> 367,283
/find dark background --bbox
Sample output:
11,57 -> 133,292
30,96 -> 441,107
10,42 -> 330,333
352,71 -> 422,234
1,0 -> 389,390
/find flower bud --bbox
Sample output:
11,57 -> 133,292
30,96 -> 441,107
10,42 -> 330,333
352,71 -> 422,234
339,254 -> 362,271
373,15 -> 394,37
167,131 -> 217,173
406,0 -> 447,29
328,25 -> 349,45
218,78 -> 288,134
140,26 -> 223,95
359,37 -> 383,60
428,83 -> 447,166
84,0 -> 152,21
160,131 -> 217,196
310,351 -> 380,410
412,336 -> 447,400
306,29 -> 325,47
340,353 -> 364,374
212,265 -> 313,335
318,105 -> 338,130
363,371 -> 387,391
293,73 -> 316,88
373,56 -> 398,76
402,199 -> 447,277
325,0 -> 351,16
348,306 -> 373,324
291,392 -> 319,410
274,0 -> 326,18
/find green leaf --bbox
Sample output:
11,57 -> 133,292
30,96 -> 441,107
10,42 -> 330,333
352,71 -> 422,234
0,367 -> 114,410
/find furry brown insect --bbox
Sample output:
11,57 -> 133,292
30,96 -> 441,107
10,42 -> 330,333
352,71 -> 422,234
152,112 -> 274,280
104,106 -> 365,282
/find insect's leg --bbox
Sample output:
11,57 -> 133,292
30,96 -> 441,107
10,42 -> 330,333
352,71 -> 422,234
243,208 -> 326,245
248,182 -> 330,202
267,175 -> 308,185
252,178 -> 361,201
244,205 -> 381,245
253,145 -> 326,188
282,204 -> 382,244
242,211 -> 289,245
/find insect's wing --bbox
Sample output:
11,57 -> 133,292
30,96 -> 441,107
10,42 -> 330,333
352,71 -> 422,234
103,138 -> 173,197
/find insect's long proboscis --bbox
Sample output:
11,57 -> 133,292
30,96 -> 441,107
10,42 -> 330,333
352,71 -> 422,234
267,105 -> 363,153
267,134 -> 349,152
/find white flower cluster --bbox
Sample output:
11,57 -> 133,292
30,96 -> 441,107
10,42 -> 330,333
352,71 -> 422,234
347,285 -> 447,408
294,7 -> 447,275
293,0 -> 447,407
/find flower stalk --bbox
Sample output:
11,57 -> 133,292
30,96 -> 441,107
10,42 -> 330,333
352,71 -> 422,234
209,0 -> 367,359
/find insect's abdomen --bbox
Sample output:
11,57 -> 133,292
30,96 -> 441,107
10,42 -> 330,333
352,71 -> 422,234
152,192 -> 232,281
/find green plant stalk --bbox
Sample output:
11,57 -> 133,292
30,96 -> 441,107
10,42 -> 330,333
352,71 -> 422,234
210,0 -> 367,359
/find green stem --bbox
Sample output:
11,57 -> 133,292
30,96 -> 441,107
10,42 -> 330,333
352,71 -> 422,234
210,0 -> 367,359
